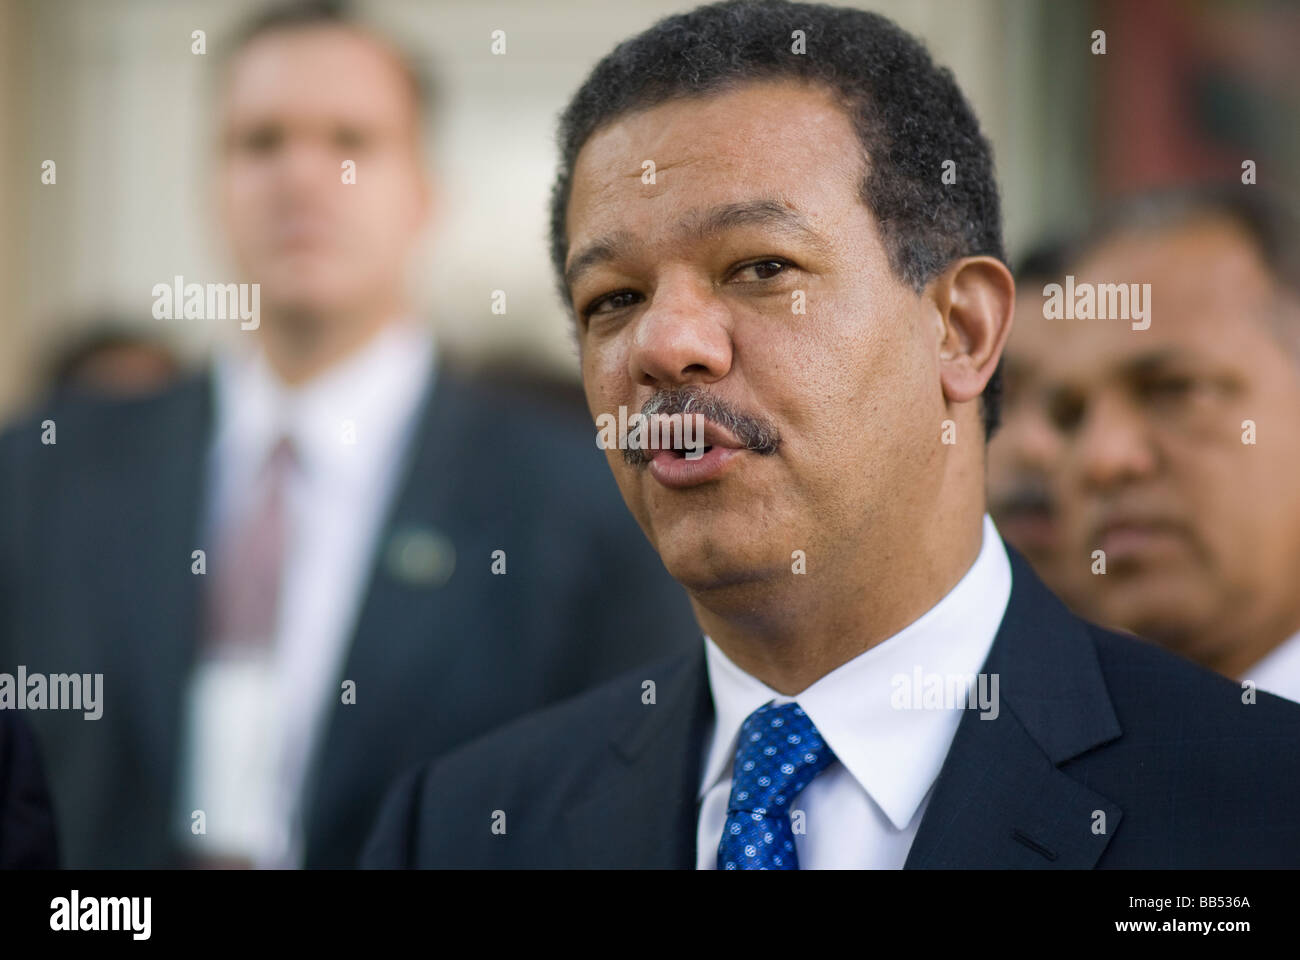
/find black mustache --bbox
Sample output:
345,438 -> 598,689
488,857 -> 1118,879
993,482 -> 1055,517
623,385 -> 781,466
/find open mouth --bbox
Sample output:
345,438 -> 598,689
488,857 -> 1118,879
667,444 -> 712,459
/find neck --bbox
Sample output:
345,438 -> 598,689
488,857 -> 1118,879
693,505 -> 987,696
1200,610 -> 1300,682
259,298 -> 404,386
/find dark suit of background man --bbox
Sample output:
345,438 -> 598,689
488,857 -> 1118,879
0,0 -> 696,868
365,0 -> 1300,869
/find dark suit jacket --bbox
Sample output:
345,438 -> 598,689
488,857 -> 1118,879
363,547 -> 1300,868
0,710 -> 59,868
0,357 -> 699,867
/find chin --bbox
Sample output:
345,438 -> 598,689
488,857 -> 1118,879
264,256 -> 360,296
271,274 -> 349,302
651,527 -> 780,597
267,287 -> 359,323
1098,588 -> 1211,647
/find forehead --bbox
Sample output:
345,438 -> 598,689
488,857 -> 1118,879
222,25 -> 416,128
1032,217 -> 1278,381
1079,216 -> 1273,321
566,80 -> 866,250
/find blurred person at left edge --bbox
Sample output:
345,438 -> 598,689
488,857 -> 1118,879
0,0 -> 696,868
0,712 -> 59,869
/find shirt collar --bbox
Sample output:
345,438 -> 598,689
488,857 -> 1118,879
1246,629 -> 1300,704
213,319 -> 435,485
699,513 -> 1013,831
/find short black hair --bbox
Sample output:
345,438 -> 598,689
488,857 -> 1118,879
218,0 -> 436,124
549,0 -> 1007,437
43,323 -> 179,395
1013,237 -> 1076,284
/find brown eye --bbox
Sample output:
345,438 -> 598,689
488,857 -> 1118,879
1047,390 -> 1086,433
241,126 -> 282,154
733,259 -> 789,282
1139,377 -> 1195,403
583,290 -> 641,319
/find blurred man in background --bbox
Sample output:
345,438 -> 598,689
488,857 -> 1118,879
0,0 -> 696,868
987,240 -> 1085,611
1003,185 -> 1300,702
0,712 -> 59,869
41,321 -> 181,399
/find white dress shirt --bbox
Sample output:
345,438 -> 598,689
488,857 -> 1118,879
175,319 -> 435,868
1246,630 -> 1300,704
696,513 -> 1012,869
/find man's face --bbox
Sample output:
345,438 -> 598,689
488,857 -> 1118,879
1044,217 -> 1300,663
218,26 -> 429,320
565,80 -> 947,597
988,282 -> 1078,600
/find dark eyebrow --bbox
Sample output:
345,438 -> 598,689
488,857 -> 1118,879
1037,350 -> 1195,404
688,199 -> 825,243
563,231 -> 635,292
563,198 -> 829,291
1119,350 -> 1189,379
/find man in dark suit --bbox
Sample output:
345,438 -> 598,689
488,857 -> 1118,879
364,0 -> 1300,869
0,0 -> 696,868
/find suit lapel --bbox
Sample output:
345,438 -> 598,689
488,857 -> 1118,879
905,548 -> 1124,868
561,648 -> 713,868
300,358 -> 470,861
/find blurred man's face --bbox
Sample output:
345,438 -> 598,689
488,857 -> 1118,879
62,343 -> 179,397
565,80 -> 948,597
1045,216 -> 1300,672
988,282 -> 1071,583
218,26 -> 429,322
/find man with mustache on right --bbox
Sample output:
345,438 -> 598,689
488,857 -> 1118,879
364,0 -> 1300,869
1020,186 -> 1300,704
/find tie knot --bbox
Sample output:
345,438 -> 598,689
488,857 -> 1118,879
262,435 -> 297,478
727,701 -> 836,816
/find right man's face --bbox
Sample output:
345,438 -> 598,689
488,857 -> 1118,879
217,26 -> 428,319
1044,218 -> 1300,663
564,80 -> 946,600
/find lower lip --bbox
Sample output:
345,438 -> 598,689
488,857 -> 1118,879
1099,524 -> 1183,561
647,446 -> 742,488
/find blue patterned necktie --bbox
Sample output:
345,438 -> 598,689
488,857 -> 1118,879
717,700 -> 838,870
